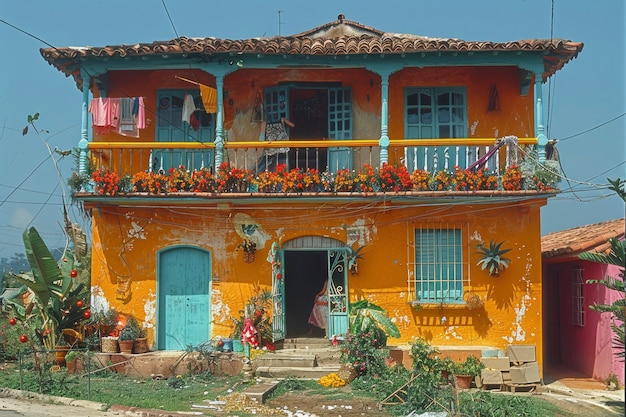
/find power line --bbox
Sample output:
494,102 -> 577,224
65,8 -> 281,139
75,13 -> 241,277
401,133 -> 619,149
558,112 -> 626,141
160,0 -> 180,39
0,18 -> 56,48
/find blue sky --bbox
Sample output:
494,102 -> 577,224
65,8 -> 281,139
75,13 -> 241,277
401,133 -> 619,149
0,0 -> 624,259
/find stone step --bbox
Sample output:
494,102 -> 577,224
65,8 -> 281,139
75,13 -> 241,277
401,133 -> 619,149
254,365 -> 340,379
278,337 -> 332,350
252,337 -> 343,379
253,352 -> 318,368
241,379 -> 281,403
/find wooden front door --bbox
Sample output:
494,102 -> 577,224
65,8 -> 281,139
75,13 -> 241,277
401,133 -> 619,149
157,246 -> 211,350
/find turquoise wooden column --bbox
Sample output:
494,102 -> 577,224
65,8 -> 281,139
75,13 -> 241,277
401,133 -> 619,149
214,74 -> 225,168
379,72 -> 390,166
534,76 -> 547,163
79,70 -> 91,190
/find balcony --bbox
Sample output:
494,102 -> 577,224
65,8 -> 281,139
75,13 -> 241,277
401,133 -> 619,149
71,136 -> 561,202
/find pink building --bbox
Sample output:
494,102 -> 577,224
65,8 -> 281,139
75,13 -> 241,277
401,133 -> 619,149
542,218 -> 624,386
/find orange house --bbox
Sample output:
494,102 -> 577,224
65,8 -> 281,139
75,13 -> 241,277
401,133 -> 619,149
41,15 -> 582,371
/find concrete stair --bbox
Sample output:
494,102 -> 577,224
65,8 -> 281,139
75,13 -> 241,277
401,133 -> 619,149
253,337 -> 342,379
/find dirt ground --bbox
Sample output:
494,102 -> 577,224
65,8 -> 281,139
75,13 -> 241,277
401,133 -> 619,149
262,388 -> 624,417
266,391 -> 388,416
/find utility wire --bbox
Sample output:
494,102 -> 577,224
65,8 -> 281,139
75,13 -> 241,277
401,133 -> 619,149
546,0 -> 555,137
558,112 -> 626,141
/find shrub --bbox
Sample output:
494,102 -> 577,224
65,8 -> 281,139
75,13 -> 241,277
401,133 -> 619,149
340,331 -> 388,377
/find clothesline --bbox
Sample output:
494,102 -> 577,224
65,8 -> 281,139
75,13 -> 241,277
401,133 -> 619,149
175,75 -> 210,87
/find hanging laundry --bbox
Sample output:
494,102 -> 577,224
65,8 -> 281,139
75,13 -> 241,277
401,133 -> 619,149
89,97 -> 121,134
182,94 -> 196,124
118,97 -> 146,137
199,83 -> 218,114
189,113 -> 200,131
135,97 -> 146,129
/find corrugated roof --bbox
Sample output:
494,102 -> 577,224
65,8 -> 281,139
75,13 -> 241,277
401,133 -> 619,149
40,14 -> 583,88
541,218 -> 625,261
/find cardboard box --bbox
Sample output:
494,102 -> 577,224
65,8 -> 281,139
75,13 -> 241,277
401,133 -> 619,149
506,344 -> 536,363
481,369 -> 504,385
509,362 -> 540,384
481,357 -> 510,370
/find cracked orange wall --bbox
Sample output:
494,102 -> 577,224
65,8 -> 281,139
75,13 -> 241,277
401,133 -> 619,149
88,198 -> 546,368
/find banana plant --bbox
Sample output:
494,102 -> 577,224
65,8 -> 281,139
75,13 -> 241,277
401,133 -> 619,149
9,227 -> 75,349
348,299 -> 400,346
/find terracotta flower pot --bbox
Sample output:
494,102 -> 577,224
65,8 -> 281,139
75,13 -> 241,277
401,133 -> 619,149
132,337 -> 149,354
55,346 -> 70,366
118,339 -> 135,354
453,374 -> 473,390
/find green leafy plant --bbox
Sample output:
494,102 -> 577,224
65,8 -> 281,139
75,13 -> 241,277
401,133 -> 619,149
348,299 -> 400,347
340,330 -> 389,376
409,337 -> 441,373
476,239 -> 512,276
119,315 -> 141,341
229,283 -> 273,348
578,178 -> 625,359
454,354 -> 484,377
8,227 -> 79,350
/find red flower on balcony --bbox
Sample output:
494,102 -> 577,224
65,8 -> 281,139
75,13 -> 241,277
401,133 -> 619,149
92,168 -> 120,196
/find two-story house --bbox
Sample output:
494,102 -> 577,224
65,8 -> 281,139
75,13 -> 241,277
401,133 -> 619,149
41,15 -> 582,370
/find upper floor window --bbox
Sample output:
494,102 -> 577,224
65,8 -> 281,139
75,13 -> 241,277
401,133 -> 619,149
156,90 -> 214,143
413,224 -> 467,303
154,89 -> 214,172
404,88 -> 468,170
405,88 -> 466,139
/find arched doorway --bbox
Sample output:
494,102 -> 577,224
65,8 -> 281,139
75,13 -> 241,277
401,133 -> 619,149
280,236 -> 349,339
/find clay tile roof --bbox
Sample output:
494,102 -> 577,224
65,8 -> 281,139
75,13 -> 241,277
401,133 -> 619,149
40,14 -> 583,89
541,218 -> 625,261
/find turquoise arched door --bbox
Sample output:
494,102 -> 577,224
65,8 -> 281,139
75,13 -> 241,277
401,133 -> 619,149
157,246 -> 211,350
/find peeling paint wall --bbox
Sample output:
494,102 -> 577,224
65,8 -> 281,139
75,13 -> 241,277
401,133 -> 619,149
89,64 -> 543,365
89,199 -> 546,369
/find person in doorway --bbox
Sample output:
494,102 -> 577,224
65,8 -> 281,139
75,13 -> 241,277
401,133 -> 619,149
308,280 -> 328,336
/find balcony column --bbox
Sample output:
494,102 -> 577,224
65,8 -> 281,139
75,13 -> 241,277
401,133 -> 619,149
379,72 -> 390,166
214,74 -> 225,167
79,70 -> 91,189
534,76 -> 548,163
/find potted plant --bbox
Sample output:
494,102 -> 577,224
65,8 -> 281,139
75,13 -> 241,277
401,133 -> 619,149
434,356 -> 456,383
453,355 -> 484,389
85,333 -> 101,352
476,240 -> 512,277
118,315 -> 140,354
65,350 -> 83,374
465,293 -> 484,310
132,318 -> 149,354
91,308 -> 119,353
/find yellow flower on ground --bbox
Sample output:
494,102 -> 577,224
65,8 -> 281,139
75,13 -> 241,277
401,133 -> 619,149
318,372 -> 346,388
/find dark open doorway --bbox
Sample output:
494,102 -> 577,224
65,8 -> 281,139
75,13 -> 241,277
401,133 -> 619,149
284,250 -> 328,337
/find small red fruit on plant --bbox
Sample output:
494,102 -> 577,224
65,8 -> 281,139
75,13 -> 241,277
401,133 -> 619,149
9,318 -> 17,325
19,335 -> 28,343
83,310 -> 91,319
70,269 -> 78,278
76,300 -> 84,308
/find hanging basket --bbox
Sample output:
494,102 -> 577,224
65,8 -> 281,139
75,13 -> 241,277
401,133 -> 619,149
101,336 -> 119,353
243,250 -> 255,263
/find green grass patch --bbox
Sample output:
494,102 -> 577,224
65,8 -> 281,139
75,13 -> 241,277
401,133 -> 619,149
0,359 -> 251,412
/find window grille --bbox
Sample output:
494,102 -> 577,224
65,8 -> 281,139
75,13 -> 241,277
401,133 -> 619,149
571,267 -> 585,327
407,222 -> 470,304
